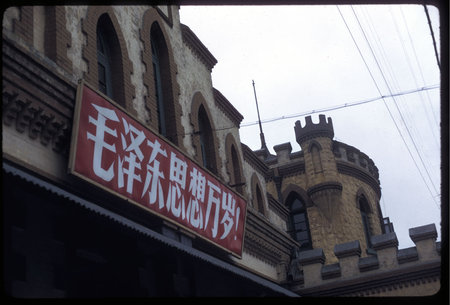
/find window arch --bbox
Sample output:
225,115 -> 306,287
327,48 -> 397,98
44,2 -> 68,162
82,7 -> 135,114
96,14 -> 124,103
97,20 -> 113,98
251,174 -> 266,216
309,142 -> 323,173
358,193 -> 373,249
150,22 -> 176,141
141,9 -> 183,148
286,192 -> 312,250
225,133 -> 244,194
198,105 -> 217,174
190,92 -> 221,176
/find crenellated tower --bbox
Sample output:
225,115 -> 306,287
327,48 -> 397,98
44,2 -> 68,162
265,114 -> 385,263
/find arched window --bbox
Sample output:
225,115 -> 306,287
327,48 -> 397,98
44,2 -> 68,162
230,145 -> 243,194
359,195 -> 372,249
287,193 -> 312,250
97,23 -> 113,98
151,34 -> 166,136
255,183 -> 265,215
310,142 -> 323,173
96,14 -> 126,107
198,105 -> 217,174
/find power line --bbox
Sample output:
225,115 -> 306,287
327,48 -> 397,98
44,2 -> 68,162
240,84 -> 439,127
400,6 -> 440,127
349,5 -> 440,208
334,6 -> 439,208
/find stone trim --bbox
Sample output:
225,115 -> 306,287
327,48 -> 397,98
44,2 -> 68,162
334,240 -> 361,259
273,142 -> 292,154
213,88 -> 244,127
277,161 -> 306,178
281,184 -> 313,208
409,223 -> 438,242
298,248 -> 325,265
358,256 -> 379,272
371,232 -> 398,250
336,161 -> 381,198
2,38 -> 75,156
321,263 -> 341,280
81,6 -> 136,115
307,181 -> 342,198
333,140 -> 379,180
140,8 -> 184,149
397,247 -> 419,264
241,143 -> 269,176
267,193 -> 289,222
244,208 -> 298,267
180,23 -> 217,71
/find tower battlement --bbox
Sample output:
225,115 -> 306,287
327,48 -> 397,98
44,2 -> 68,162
287,223 -> 441,296
295,114 -> 334,145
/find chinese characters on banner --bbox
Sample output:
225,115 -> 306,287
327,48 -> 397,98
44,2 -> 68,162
69,83 -> 246,257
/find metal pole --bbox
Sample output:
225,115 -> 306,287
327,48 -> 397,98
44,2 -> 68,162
252,80 -> 267,150
423,5 -> 440,70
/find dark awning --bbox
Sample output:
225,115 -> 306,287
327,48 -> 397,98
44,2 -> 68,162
3,161 -> 298,297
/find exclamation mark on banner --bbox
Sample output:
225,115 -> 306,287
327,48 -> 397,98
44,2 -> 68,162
234,207 -> 240,240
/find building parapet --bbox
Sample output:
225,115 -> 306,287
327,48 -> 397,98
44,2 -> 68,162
180,23 -> 217,71
213,88 -> 243,127
289,223 -> 441,295
333,140 -> 379,181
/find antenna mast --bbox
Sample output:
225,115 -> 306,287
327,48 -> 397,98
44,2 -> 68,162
252,80 -> 267,150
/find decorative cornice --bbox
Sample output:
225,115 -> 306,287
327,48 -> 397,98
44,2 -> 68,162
2,38 -> 75,156
242,143 -> 269,176
307,181 -> 342,198
213,88 -> 243,127
180,23 -> 217,71
278,161 -> 306,178
336,161 -> 381,198
267,193 -> 289,221
333,140 -> 379,180
245,208 -> 299,261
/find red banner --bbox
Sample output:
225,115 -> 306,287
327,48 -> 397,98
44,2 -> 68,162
69,82 -> 246,257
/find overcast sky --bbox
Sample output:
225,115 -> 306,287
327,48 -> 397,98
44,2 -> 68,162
179,4 -> 441,249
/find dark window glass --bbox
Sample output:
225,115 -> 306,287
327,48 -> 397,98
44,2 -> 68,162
97,25 -> 113,98
359,196 -> 373,248
151,37 -> 166,136
198,106 -> 216,174
289,196 -> 312,250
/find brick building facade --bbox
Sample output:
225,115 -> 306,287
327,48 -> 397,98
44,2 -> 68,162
2,5 -> 443,298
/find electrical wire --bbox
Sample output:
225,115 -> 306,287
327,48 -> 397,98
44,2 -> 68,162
400,6 -> 440,128
336,5 -> 440,209
351,6 -> 439,200
240,84 -> 439,127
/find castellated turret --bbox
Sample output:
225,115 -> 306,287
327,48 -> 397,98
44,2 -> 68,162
265,114 -> 384,264
294,114 -> 334,145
